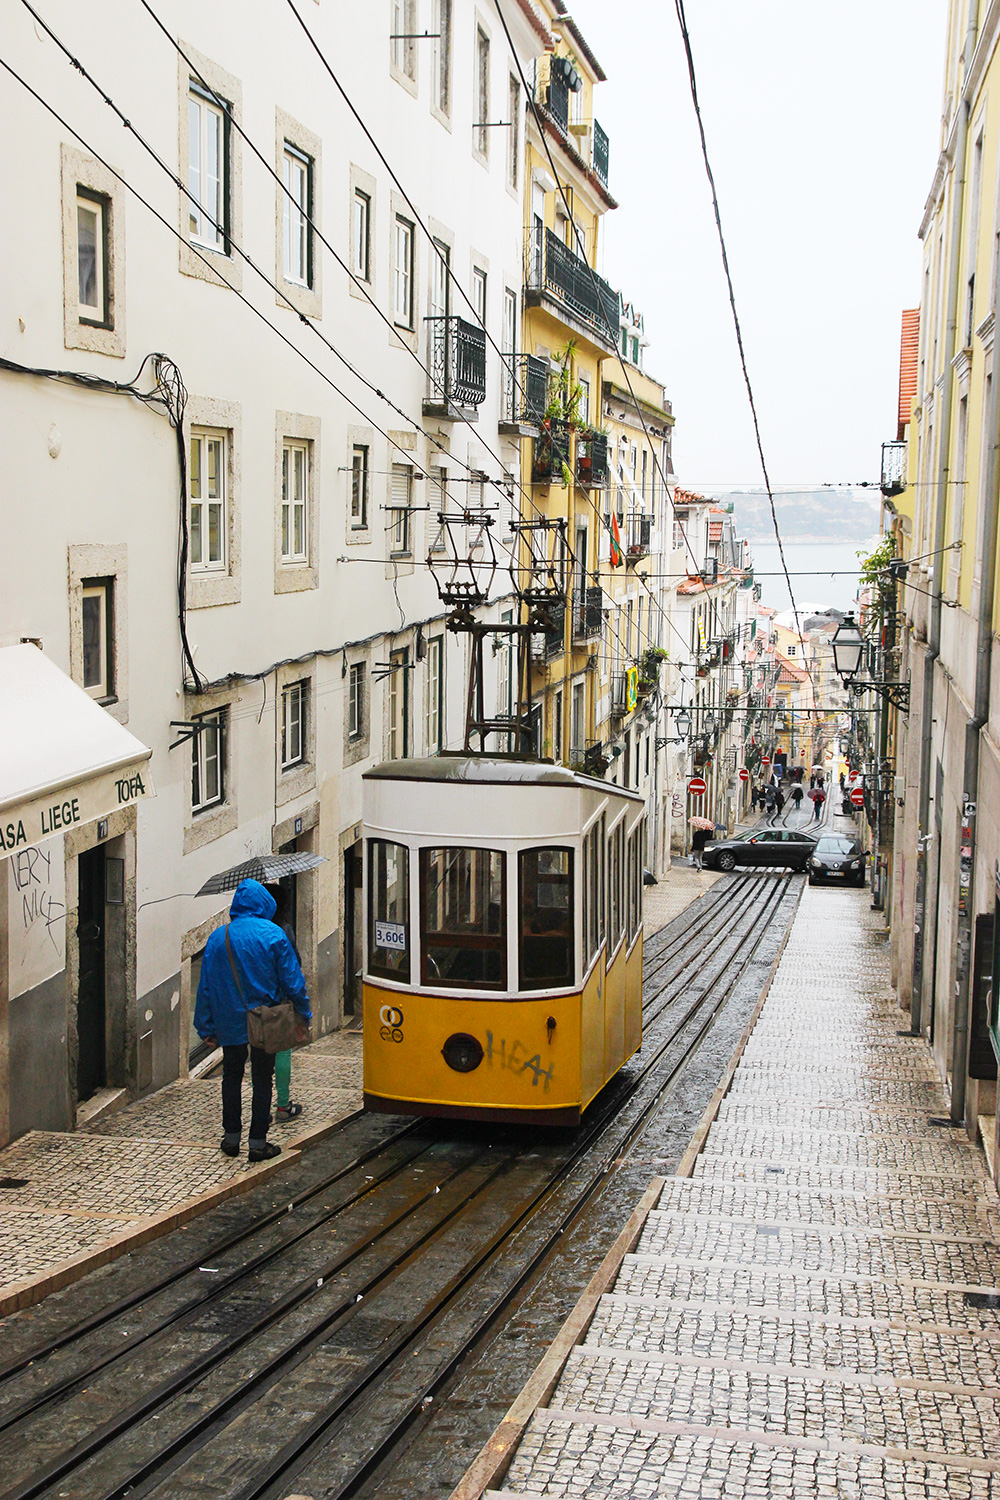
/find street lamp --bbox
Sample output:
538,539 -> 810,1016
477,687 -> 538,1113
831,614 -> 866,681
676,708 -> 692,738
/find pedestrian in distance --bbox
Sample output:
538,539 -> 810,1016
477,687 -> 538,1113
791,783 -> 803,809
812,787 -> 826,820
194,879 -> 312,1162
809,772 -> 816,790
691,826 -> 711,869
268,885 -> 305,1124
775,788 -> 785,815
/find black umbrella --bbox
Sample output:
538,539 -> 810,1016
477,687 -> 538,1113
195,852 -> 327,897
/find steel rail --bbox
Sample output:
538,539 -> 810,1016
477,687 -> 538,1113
7,875 -> 795,1500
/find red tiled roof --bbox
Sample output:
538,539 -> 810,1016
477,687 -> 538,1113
672,487 -> 710,507
708,521 -> 723,542
897,308 -> 919,440
775,651 -> 807,682
513,0 -> 555,48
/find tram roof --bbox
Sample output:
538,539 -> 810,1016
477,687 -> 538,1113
363,755 -> 643,800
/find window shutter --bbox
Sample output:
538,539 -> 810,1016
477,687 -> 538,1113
391,463 -> 411,506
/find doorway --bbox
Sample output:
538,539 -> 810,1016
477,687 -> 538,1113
271,837 -> 300,959
76,845 -> 106,1102
344,841 -> 363,1017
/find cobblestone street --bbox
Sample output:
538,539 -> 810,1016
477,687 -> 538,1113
0,1029 -> 362,1313
484,882 -> 1000,1498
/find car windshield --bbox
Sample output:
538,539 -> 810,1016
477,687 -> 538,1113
816,836 -> 856,854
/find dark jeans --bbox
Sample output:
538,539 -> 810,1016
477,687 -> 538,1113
221,1043 -> 275,1145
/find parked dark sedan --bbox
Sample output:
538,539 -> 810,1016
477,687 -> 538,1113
808,834 -> 867,887
702,827 -> 818,872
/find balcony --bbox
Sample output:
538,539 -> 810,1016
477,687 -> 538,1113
423,316 -> 487,419
626,512 -> 652,565
576,431 -> 609,487
572,585 -> 604,641
543,601 -> 566,660
532,417 -> 572,485
525,224 -> 618,345
881,440 -> 907,499
500,352 -> 548,432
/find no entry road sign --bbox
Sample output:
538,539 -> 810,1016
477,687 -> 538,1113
687,777 -> 707,796
761,756 -> 771,768
738,768 -> 750,783
850,786 -> 865,807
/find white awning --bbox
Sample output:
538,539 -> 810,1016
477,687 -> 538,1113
0,644 -> 154,858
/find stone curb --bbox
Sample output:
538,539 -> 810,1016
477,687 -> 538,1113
0,1105 -> 363,1319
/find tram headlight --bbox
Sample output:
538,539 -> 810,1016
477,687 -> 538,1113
441,1033 -> 484,1073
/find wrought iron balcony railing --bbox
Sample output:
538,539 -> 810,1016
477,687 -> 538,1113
881,440 -> 907,498
501,352 -> 548,427
425,316 -> 487,410
572,585 -> 604,640
576,431 -> 609,486
532,417 -> 572,484
547,74 -> 570,132
626,512 -> 653,559
593,120 -> 609,186
525,224 -> 618,341
543,601 -> 566,660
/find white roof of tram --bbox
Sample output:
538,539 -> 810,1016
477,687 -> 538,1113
363,755 -> 644,800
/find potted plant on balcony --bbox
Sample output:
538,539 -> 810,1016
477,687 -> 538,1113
577,424 -> 609,486
638,646 -> 669,696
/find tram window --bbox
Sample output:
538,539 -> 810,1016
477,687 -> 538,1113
520,847 -> 573,989
584,823 -> 601,963
608,825 -> 623,953
369,840 -> 410,983
420,847 -> 506,989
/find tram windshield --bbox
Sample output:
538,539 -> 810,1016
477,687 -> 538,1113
369,840 -> 410,983
520,847 -> 573,989
420,847 -> 506,989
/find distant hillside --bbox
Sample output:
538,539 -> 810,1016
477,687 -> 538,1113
713,489 -> 879,543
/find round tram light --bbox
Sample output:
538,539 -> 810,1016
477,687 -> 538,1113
441,1033 -> 484,1073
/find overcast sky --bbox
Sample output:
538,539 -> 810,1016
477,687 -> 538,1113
570,0 -> 947,492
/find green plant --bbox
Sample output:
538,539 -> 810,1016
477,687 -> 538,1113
857,535 -> 896,622
545,340 -> 585,428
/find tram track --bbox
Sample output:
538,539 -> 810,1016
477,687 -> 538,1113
0,869 -> 800,1500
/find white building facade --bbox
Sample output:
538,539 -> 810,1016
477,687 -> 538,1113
0,0 -> 547,1140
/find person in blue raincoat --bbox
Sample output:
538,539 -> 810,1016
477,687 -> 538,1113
194,879 -> 312,1162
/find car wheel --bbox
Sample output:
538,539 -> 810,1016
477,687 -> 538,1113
717,851 -> 737,872
808,874 -> 817,886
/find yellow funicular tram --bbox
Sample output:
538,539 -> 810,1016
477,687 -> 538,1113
361,512 -> 645,1125
362,756 -> 644,1124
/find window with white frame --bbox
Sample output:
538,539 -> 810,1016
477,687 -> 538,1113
424,636 -> 443,752
188,83 -> 228,250
433,0 -> 452,115
508,75 -> 520,189
389,463 -> 412,555
391,0 -> 417,80
76,190 -> 108,325
282,143 -> 312,287
351,443 -> 369,528
81,578 -> 114,700
281,680 -> 307,769
192,708 -> 226,812
472,266 -> 487,326
281,439 -> 309,563
388,647 -> 410,758
498,607 -> 514,721
393,214 -> 414,327
189,427 -> 228,572
553,689 -> 563,762
579,373 -> 590,427
571,680 -> 585,759
475,27 -> 490,158
352,188 -> 371,281
348,662 -> 365,738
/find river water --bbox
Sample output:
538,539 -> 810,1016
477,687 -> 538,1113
748,537 -> 881,615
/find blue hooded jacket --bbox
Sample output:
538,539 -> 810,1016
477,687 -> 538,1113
194,879 -> 312,1047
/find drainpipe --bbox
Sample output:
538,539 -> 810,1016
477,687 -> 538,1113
952,315 -> 1000,1123
913,76 -> 972,1033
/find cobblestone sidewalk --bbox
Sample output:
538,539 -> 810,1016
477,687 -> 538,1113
488,884 -> 1000,1498
0,1028 -> 362,1313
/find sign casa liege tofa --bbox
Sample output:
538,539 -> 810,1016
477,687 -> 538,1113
0,763 -> 153,855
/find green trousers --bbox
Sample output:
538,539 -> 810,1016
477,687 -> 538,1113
274,1048 -> 292,1108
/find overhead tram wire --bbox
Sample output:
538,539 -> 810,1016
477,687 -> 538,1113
17,0 -> 538,545
670,0 -> 817,704
0,60 -> 543,688
130,0 -> 560,548
3,22 -> 570,658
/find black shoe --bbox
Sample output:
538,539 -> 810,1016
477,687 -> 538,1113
220,1136 -> 240,1157
248,1141 -> 281,1163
